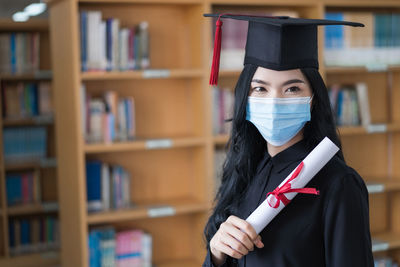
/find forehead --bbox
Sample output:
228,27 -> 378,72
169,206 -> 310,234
252,67 -> 307,83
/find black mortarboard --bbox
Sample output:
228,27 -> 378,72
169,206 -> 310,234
204,14 -> 364,85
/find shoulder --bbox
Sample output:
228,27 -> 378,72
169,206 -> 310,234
317,155 -> 366,189
312,155 -> 369,205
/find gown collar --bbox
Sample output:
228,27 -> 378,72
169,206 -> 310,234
268,139 -> 310,173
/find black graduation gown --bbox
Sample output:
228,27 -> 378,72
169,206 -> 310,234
203,139 -> 374,267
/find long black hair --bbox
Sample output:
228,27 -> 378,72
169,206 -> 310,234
204,64 -> 344,246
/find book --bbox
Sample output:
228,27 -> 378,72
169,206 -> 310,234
83,88 -> 136,143
8,216 -> 60,255
2,81 -> 53,120
80,10 -> 151,72
86,160 -> 103,212
0,32 -> 40,74
324,11 -> 400,67
89,227 -> 152,267
3,127 -> 47,162
86,160 -> 131,212
328,83 -> 371,127
355,82 -> 371,126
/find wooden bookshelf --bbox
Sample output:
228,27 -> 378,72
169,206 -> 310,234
48,0 -> 210,266
41,0 -> 400,266
0,18 -> 60,266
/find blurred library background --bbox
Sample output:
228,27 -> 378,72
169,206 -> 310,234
0,0 -> 400,266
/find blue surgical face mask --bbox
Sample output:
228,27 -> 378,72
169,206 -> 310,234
246,96 -> 312,146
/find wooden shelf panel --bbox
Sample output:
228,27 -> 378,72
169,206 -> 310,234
339,124 -> 400,135
0,71 -> 52,81
213,134 -> 229,146
0,19 -> 49,31
85,137 -> 205,153
87,198 -> 209,224
81,69 -> 203,81
7,202 -> 59,216
219,69 -> 241,78
0,251 -> 59,267
210,0 -> 317,5
158,259 -> 202,267
323,0 -> 400,8
366,180 -> 400,194
326,65 -> 400,74
79,0 -> 203,4
372,232 -> 400,252
4,158 -> 57,171
2,116 -> 54,127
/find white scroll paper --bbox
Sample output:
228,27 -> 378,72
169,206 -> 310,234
246,137 -> 340,234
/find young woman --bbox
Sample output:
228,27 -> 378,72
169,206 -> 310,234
203,14 -> 374,267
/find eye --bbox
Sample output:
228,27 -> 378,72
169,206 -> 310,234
252,86 -> 267,92
285,86 -> 301,93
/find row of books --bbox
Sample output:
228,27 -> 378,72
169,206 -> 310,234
89,227 -> 152,267
86,160 -> 132,212
3,127 -> 47,163
6,171 -> 40,206
80,11 -> 150,72
9,216 -> 60,256
0,33 -> 40,74
2,81 -> 53,119
212,86 -> 234,135
81,85 -> 136,144
324,12 -> 400,67
328,82 -> 370,127
374,257 -> 399,267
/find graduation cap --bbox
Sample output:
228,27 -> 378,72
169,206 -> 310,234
204,14 -> 364,85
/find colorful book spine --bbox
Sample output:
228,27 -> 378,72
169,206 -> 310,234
325,11 -> 400,67
86,160 -> 103,212
8,216 -> 60,255
2,81 -> 53,119
328,83 -> 370,126
3,127 -> 47,162
80,11 -> 88,72
83,88 -> 136,144
89,227 -> 152,267
86,160 -> 131,212
79,10 -> 150,72
0,32 -> 40,74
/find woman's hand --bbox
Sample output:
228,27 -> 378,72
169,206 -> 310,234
209,215 -> 264,266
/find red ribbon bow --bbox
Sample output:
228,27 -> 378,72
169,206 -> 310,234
267,162 -> 320,208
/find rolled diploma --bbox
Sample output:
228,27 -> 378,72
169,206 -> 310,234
246,137 -> 340,234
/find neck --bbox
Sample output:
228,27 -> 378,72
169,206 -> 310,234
267,131 -> 304,157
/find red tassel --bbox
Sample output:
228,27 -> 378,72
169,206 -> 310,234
209,17 -> 223,85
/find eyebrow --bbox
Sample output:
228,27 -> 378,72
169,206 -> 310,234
251,78 -> 305,87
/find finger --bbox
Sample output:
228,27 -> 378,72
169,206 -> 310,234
226,216 -> 258,241
222,223 -> 254,251
221,232 -> 249,256
216,240 -> 244,259
254,235 -> 264,249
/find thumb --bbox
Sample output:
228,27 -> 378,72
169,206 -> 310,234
254,235 -> 264,248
